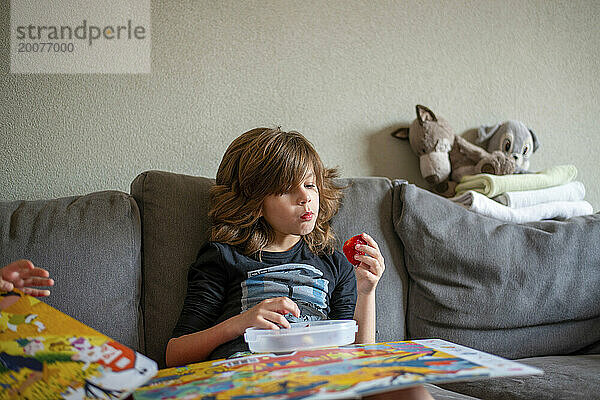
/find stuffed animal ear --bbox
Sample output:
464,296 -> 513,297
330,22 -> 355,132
530,129 -> 540,152
416,105 -> 437,125
391,127 -> 409,140
476,124 -> 501,143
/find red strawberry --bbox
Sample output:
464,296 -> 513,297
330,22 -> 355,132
343,235 -> 367,266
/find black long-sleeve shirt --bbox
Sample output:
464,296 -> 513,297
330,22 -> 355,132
172,239 -> 357,360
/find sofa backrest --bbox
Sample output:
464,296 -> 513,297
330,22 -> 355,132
393,182 -> 600,359
0,191 -> 143,351
131,170 -> 407,368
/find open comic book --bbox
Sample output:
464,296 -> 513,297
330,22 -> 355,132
0,289 -> 157,400
134,339 -> 542,399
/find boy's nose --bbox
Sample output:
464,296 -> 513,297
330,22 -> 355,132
298,190 -> 311,204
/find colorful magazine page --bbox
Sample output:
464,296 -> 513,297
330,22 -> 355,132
134,339 -> 542,399
0,289 -> 157,400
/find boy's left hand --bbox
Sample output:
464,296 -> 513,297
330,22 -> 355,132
352,233 -> 385,295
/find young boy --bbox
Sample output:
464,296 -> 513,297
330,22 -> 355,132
166,127 -> 433,399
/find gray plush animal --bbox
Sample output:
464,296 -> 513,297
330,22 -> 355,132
476,121 -> 539,173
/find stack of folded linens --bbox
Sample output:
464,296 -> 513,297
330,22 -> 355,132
450,165 -> 593,223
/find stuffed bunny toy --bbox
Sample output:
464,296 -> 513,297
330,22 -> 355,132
476,121 -> 539,173
392,105 -> 516,197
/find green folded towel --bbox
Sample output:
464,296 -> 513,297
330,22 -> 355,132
455,165 -> 578,198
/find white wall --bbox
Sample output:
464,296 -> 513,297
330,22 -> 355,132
1,0 -> 599,209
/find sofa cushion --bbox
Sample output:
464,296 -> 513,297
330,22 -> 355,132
332,178 -> 407,345
439,355 -> 600,400
131,171 -> 407,368
131,171 -> 214,367
393,182 -> 600,359
0,191 -> 142,351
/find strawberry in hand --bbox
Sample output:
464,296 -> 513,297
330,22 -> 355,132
343,233 -> 385,295
343,235 -> 367,266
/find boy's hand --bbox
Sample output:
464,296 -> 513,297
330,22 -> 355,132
237,297 -> 300,332
1,259 -> 54,297
352,233 -> 385,295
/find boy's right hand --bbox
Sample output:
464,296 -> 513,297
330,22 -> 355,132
237,297 -> 300,331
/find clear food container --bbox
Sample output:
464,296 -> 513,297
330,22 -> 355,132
244,320 -> 357,353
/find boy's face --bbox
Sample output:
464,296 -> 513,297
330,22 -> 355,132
261,171 -> 319,249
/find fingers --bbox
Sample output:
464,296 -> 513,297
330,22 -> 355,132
264,296 -> 300,318
20,277 -> 55,288
0,279 -> 14,292
4,259 -> 35,272
248,313 -> 288,330
1,260 -> 53,292
260,311 -> 292,329
353,233 -> 385,276
22,287 -> 51,297
360,233 -> 380,252
12,274 -> 54,287
3,260 -> 48,279
354,255 -> 381,275
355,243 -> 379,260
244,297 -> 300,331
25,267 -> 51,279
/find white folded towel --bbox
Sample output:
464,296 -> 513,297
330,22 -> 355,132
450,190 -> 594,223
493,181 -> 586,208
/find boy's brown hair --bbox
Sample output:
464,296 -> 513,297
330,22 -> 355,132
209,127 -> 343,256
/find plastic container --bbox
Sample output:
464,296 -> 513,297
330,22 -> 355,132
244,320 -> 357,353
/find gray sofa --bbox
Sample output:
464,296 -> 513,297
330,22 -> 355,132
1,170 -> 598,399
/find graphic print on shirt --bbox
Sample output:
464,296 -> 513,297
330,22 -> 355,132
241,264 -> 329,322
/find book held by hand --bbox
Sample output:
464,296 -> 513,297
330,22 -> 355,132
0,289 -> 157,400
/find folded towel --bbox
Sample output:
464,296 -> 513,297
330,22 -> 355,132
455,165 -> 577,198
493,181 -> 586,208
450,190 -> 593,223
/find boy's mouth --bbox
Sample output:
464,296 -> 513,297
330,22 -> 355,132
300,211 -> 314,221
